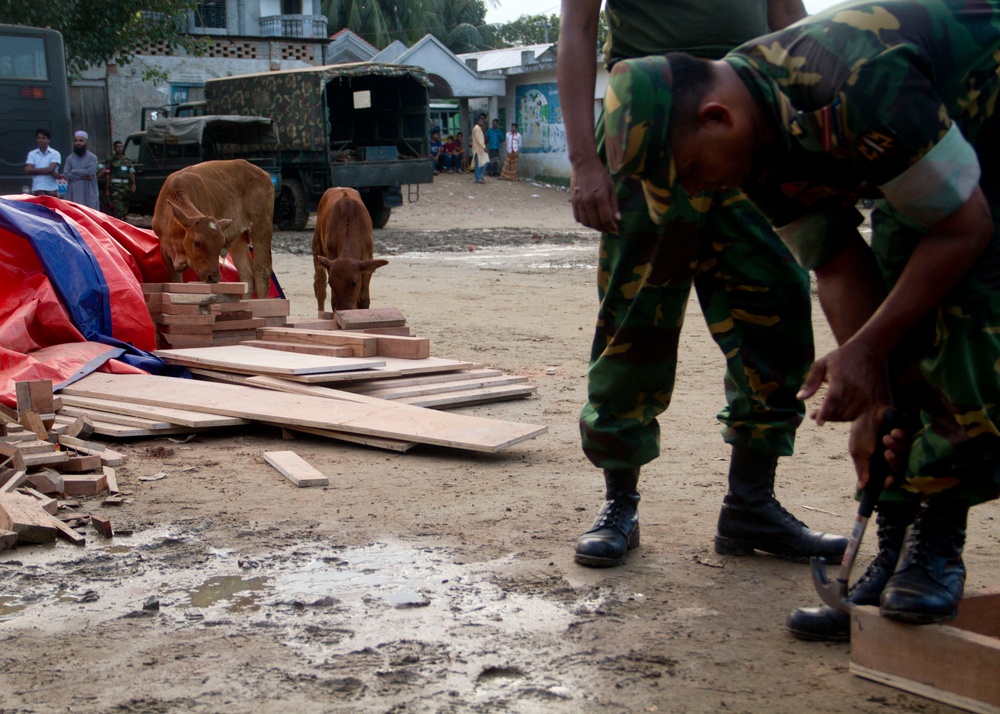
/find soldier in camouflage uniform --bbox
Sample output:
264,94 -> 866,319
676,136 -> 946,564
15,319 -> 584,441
105,141 -> 135,220
604,0 -> 1000,632
558,0 -> 847,569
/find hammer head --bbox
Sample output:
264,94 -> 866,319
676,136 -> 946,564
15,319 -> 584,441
810,556 -> 852,613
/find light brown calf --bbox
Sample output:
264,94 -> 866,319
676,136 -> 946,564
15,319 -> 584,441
152,159 -> 274,299
312,187 -> 388,312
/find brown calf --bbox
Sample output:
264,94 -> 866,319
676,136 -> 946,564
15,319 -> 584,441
152,159 -> 274,299
312,187 -> 388,312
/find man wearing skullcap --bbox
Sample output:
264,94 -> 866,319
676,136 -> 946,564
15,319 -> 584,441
63,130 -> 100,210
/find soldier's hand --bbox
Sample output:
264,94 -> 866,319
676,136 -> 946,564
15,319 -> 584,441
798,339 -> 890,425
571,158 -> 620,234
849,406 -> 895,490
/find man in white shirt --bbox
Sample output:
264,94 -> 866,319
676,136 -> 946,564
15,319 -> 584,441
24,128 -> 62,197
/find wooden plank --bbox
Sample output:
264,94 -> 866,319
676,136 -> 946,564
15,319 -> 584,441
20,487 -> 58,515
258,327 -> 378,356
104,466 -> 119,494
0,529 -> 16,551
155,313 -> 216,326
335,307 -> 406,330
342,369 -> 502,393
160,282 -> 213,294
241,340 -> 355,358
51,516 -> 86,545
0,438 -> 57,456
263,451 -> 329,487
357,374 -> 527,400
241,298 -> 290,317
851,600 -> 1000,712
271,424 -> 417,452
396,384 -> 536,409
158,323 -> 215,335
91,514 -> 114,538
211,310 -> 254,322
210,318 -> 267,331
65,373 -> 547,453
54,414 -> 199,439
21,451 -> 69,468
162,292 -> 218,305
52,454 -> 104,473
18,410 -> 49,440
60,395 -> 250,428
368,334 -> 430,360
362,326 -> 411,336
209,282 -> 249,295
0,492 -> 56,543
61,405 -> 175,430
154,345 -> 385,376
286,318 -> 341,330
0,471 -> 28,494
275,357 -> 481,385
155,302 -> 203,315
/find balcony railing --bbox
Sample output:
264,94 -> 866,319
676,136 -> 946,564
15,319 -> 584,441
260,15 -> 328,39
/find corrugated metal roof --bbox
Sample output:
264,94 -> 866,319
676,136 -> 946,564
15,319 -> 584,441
457,44 -> 555,71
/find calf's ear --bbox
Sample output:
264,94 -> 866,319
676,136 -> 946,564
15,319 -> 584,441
359,259 -> 389,273
318,256 -> 332,269
168,201 -> 197,228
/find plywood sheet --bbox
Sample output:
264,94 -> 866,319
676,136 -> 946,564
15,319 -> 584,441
60,395 -> 249,428
154,345 -> 386,375
64,373 -> 546,453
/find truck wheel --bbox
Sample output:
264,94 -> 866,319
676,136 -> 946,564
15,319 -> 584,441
276,179 -> 308,231
363,192 -> 391,229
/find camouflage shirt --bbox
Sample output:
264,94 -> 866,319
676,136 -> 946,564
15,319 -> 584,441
727,0 -> 1000,268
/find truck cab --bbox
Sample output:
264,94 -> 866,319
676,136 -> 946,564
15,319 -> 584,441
123,115 -> 281,216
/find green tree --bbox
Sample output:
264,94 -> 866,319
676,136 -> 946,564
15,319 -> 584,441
322,0 -> 495,53
492,12 -> 609,48
0,0 -> 205,81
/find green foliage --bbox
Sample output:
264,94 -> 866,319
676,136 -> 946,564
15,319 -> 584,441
323,0 -> 496,52
0,0 -> 205,82
493,13 -> 559,46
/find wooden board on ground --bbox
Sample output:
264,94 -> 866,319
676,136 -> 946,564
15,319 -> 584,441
335,307 -> 406,330
263,451 -> 329,487
399,384 -> 537,409
340,369 -> 504,393
61,405 -> 175,430
60,395 -> 251,428
356,374 -> 529,400
154,345 -> 385,376
273,424 -> 417,452
0,492 -> 56,543
241,340 -> 355,358
274,357 -> 481,385
851,596 -> 1000,713
52,414 -> 200,439
64,373 -> 546,453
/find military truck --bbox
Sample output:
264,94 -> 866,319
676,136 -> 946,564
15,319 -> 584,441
122,115 -> 281,216
204,62 -> 433,230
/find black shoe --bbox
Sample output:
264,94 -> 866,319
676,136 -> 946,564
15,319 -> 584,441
880,499 -> 968,624
714,446 -> 848,563
575,468 -> 640,567
786,501 -> 918,641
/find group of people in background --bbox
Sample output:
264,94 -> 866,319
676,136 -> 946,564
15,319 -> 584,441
24,128 -> 136,219
428,117 -> 520,182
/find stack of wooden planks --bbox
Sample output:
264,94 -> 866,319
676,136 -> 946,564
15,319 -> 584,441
1,380 -> 128,550
143,282 -> 289,348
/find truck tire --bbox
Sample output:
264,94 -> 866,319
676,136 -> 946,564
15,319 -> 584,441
276,178 -> 308,231
363,192 -> 392,229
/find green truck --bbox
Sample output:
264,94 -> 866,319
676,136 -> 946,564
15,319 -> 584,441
123,115 -> 282,216
205,62 -> 434,230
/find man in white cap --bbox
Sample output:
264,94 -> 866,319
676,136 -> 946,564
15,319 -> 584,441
63,130 -> 100,210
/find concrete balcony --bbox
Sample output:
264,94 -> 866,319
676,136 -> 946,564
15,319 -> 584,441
260,14 -> 328,39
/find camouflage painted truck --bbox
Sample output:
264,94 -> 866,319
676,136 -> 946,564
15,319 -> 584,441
204,62 -> 433,230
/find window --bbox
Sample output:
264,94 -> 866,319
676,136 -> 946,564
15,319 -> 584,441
0,35 -> 48,80
281,0 -> 303,13
195,0 -> 227,29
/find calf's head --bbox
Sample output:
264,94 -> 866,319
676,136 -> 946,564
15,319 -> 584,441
319,256 -> 388,310
168,201 -> 234,283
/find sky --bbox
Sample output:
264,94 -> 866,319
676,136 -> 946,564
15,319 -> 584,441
485,0 -> 846,27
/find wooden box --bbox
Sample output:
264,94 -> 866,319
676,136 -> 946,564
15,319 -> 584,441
850,593 -> 1000,713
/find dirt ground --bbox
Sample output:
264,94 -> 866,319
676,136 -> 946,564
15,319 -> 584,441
2,172 -> 998,713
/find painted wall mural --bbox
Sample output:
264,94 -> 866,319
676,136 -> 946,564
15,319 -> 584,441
515,83 -> 565,154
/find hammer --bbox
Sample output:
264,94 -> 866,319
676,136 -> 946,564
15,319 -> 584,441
811,409 -> 906,612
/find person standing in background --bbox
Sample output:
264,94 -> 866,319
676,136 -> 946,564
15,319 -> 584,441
472,114 -> 489,184
486,118 -> 505,177
24,128 -> 61,197
63,130 -> 100,210
499,123 -> 521,181
105,140 -> 136,219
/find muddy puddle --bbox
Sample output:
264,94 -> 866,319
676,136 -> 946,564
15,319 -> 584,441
0,526 -> 637,705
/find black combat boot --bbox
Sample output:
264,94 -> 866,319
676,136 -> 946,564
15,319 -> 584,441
785,501 -> 919,641
574,468 -> 640,567
880,499 -> 968,624
714,446 -> 848,562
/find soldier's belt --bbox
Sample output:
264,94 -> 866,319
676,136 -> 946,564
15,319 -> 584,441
112,178 -> 129,184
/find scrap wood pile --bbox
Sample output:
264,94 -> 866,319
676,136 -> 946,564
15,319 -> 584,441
1,380 -> 126,551
48,286 -> 546,455
144,282 -> 290,349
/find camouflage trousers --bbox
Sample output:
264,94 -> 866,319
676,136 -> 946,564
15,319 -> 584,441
109,185 -> 130,220
580,178 -> 814,470
872,200 -> 1000,506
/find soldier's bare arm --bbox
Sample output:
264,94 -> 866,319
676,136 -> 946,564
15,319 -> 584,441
767,0 -> 807,31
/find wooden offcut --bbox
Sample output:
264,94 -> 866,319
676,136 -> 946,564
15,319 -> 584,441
64,373 -> 547,453
241,340 -> 355,358
335,307 -> 406,330
259,327 -> 378,356
851,596 -> 1000,713
263,451 -> 329,488
62,472 -> 109,496
0,492 -> 57,543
